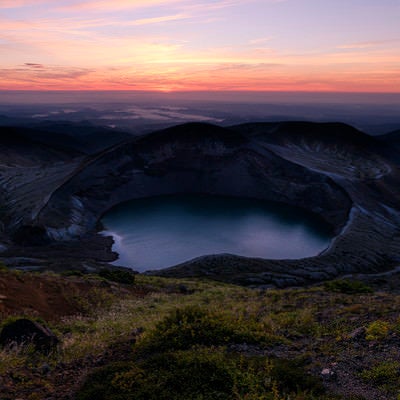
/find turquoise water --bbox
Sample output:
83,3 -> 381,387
101,194 -> 332,271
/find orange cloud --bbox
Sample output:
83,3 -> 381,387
1,59 -> 399,93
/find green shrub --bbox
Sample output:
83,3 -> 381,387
98,269 -> 135,285
77,349 -> 325,400
78,350 -> 240,400
365,320 -> 390,341
269,308 -> 317,336
136,306 -> 275,356
324,279 -> 373,294
270,358 -> 324,394
77,362 -> 132,400
123,349 -> 236,400
360,361 -> 400,386
77,305 -> 326,400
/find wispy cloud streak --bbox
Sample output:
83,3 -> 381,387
337,39 -> 400,49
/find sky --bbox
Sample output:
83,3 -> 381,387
0,0 -> 399,92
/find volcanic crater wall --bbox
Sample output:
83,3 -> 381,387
36,125 -> 351,241
5,122 -> 400,287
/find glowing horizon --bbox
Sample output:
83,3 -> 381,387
1,0 -> 399,93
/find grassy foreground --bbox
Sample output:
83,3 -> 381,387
1,267 -> 400,399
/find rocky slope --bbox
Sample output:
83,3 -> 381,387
0,127 -> 84,233
1,121 -> 400,286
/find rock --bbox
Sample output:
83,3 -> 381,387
321,368 -> 336,380
348,327 -> 365,340
129,327 -> 144,344
131,327 -> 144,337
0,318 -> 59,354
41,363 -> 51,375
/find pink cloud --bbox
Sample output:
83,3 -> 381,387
59,0 -> 183,12
0,0 -> 49,8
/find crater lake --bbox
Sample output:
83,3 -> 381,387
101,194 -> 333,271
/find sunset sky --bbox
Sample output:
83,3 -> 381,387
1,0 -> 399,92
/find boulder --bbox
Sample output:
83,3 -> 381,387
0,318 -> 59,353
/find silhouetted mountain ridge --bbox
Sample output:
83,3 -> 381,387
231,121 -> 377,146
377,129 -> 400,144
135,122 -> 247,150
0,119 -> 133,154
0,126 -> 83,163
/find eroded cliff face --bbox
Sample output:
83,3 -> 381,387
2,122 -> 400,286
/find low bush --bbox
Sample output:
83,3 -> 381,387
77,348 -> 325,400
78,350 -> 242,400
270,357 -> 324,394
360,361 -> 400,386
77,306 -> 326,400
136,306 -> 276,356
324,279 -> 373,294
76,362 -> 132,400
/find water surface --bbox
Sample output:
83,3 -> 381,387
101,194 -> 332,271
